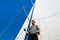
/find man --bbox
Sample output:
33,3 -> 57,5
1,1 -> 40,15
24,20 -> 40,40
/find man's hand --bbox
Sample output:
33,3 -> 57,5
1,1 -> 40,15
37,30 -> 40,35
24,28 -> 26,31
24,28 -> 29,34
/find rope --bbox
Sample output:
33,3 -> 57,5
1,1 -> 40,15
22,6 -> 30,21
23,3 -> 35,40
35,12 -> 60,20
22,0 -> 36,40
0,11 -> 20,37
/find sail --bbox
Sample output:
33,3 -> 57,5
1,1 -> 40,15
32,0 -> 60,40
15,0 -> 60,40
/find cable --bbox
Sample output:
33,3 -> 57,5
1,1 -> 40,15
22,0 -> 35,21
22,0 -> 36,40
35,12 -> 60,20
22,6 -> 30,21
0,10 -> 20,37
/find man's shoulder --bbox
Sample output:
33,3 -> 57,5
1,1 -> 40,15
35,25 -> 38,27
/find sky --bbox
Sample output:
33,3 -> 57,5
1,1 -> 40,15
0,0 -> 35,40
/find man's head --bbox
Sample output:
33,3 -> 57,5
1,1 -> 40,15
32,20 -> 35,25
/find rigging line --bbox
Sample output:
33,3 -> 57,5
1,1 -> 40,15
22,0 -> 35,21
24,2 -> 35,40
33,0 -> 42,40
24,5 -> 35,40
22,6 -> 30,21
24,6 -> 34,40
22,0 -> 35,29
22,0 -> 35,40
27,1 -> 35,32
30,0 -> 35,5
35,12 -> 60,20
0,10 -> 20,37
